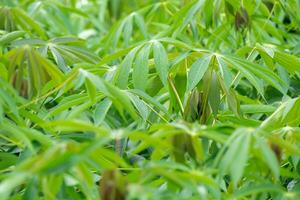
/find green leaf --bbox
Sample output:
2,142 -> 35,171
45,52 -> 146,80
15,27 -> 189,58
241,104 -> 276,114
43,120 -> 108,136
42,175 -> 63,200
134,13 -> 148,38
12,8 -> 47,39
94,98 -> 112,125
219,128 -> 251,187
116,46 -> 140,89
82,69 -> 138,119
49,45 -> 69,73
274,51 -> 300,73
85,78 -> 97,102
257,138 -> 280,179
123,16 -> 133,46
129,89 -> 168,114
0,173 -> 29,200
208,71 -> 220,117
222,56 -> 264,95
187,55 -> 211,91
129,93 -> 150,121
132,44 -> 151,90
0,31 -> 25,46
260,97 -> 300,131
233,183 -> 282,198
153,41 -> 169,85
0,152 -> 18,170
225,55 -> 286,94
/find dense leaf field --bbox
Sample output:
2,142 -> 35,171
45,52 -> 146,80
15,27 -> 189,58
0,0 -> 300,199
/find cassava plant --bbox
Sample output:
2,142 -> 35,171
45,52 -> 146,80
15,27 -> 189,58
0,0 -> 300,199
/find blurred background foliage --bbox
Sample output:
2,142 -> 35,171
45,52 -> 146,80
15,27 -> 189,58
0,0 -> 300,199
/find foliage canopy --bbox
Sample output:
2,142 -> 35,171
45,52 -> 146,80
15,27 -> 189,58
0,0 -> 300,199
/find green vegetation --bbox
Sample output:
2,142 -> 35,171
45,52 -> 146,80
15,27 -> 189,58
0,0 -> 300,199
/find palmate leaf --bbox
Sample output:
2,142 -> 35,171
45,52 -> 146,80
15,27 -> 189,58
32,1 -> 90,37
1,0 -> 300,199
79,69 -> 139,120
0,138 -> 112,200
171,0 -> 204,36
260,97 -> 300,131
0,119 -> 53,150
0,7 -> 46,38
52,44 -> 99,65
0,119 -> 34,151
46,93 -> 99,118
129,89 -> 168,115
221,55 -> 287,95
12,37 -> 100,72
253,18 -> 284,43
115,40 -> 173,90
104,12 -> 149,49
218,128 -> 252,187
256,44 -> 300,74
6,45 -> 64,97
